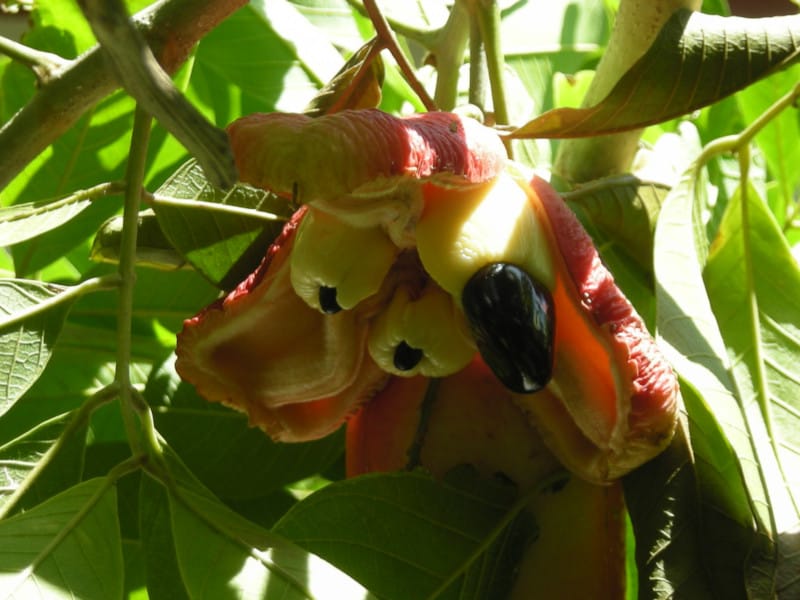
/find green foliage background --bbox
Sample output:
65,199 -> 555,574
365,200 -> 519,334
1,0 -> 799,598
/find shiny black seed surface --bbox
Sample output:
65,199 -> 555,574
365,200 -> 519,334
393,341 -> 424,371
318,286 -> 342,314
462,262 -> 555,393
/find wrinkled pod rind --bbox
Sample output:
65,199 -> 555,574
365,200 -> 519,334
461,262 -> 555,394
175,207 -> 390,442
227,109 -> 507,235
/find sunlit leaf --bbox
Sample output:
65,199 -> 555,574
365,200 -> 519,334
152,160 -> 294,290
0,279 -> 78,415
510,10 -> 800,139
0,183 -> 121,247
0,478 -> 123,599
653,164 -> 781,591
704,184 -> 800,592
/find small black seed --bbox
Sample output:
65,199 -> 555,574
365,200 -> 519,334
393,341 -> 424,371
318,286 -> 342,314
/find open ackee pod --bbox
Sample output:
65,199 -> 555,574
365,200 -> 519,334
175,108 -> 678,482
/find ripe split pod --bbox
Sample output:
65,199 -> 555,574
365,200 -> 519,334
176,109 -> 678,484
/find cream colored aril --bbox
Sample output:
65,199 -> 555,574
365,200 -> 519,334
367,283 -> 475,377
415,168 -> 556,302
289,206 -> 399,312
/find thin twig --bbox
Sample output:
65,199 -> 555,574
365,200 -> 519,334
77,0 -> 236,190
0,34 -> 70,82
362,0 -> 437,111
114,106 -> 152,457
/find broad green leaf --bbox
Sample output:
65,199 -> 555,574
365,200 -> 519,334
654,164 -> 779,591
91,209 -> 189,271
152,447 -> 373,599
0,478 -> 123,599
0,279 -> 79,415
145,358 -> 344,500
0,411 -> 88,516
0,183 -> 121,247
153,160 -> 293,289
139,474 -> 191,600
510,10 -> 800,139
0,413 -> 72,510
623,425 -> 720,599
704,184 -> 800,591
273,469 -> 535,599
654,163 -> 765,527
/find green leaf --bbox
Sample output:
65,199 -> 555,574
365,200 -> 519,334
510,10 -> 800,139
148,447 -> 374,599
0,411 -> 88,516
145,358 -> 345,500
273,469 -> 535,599
704,184 -> 800,593
153,160 -> 294,289
0,478 -> 123,599
0,279 -> 78,415
735,63 -> 800,229
139,475 -> 191,600
0,413 -> 71,510
652,163 -> 791,595
0,183 -> 121,247
565,176 -> 667,267
623,425 -> 719,599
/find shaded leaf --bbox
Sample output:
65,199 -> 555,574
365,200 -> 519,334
139,474 -> 191,600
623,423 -> 720,599
91,209 -> 189,271
0,279 -> 76,415
510,10 -> 800,139
145,358 -> 345,500
273,469 -> 535,600
154,447 -> 374,600
564,175 -> 667,270
0,478 -> 123,599
0,413 -> 72,511
153,160 -> 294,290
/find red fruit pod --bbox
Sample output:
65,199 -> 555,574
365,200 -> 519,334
175,207 -> 389,441
177,108 -> 678,481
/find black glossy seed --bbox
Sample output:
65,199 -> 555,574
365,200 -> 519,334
462,262 -> 555,394
393,341 -> 424,371
318,286 -> 342,314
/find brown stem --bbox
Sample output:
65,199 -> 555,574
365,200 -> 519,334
362,0 -> 437,111
78,0 -> 236,189
0,0 -> 246,192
